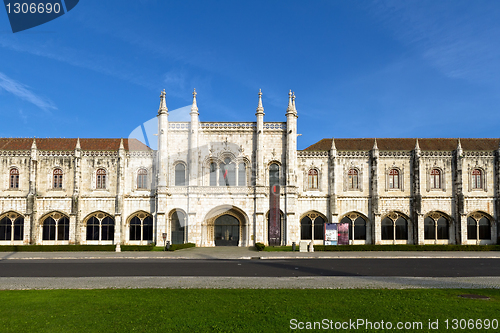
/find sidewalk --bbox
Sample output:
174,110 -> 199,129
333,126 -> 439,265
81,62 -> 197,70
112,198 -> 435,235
2,246 -> 500,260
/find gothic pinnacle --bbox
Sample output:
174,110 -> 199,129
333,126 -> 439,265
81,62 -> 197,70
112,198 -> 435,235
286,90 -> 294,113
330,137 -> 337,151
256,89 -> 264,115
191,88 -> 199,114
158,89 -> 168,114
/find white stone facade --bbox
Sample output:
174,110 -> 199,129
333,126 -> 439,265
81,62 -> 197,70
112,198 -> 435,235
0,91 -> 499,246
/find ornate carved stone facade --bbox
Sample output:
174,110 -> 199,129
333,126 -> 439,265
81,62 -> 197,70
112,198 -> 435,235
0,91 -> 498,246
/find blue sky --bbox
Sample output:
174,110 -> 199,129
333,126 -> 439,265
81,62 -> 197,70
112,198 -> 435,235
1,0 -> 500,149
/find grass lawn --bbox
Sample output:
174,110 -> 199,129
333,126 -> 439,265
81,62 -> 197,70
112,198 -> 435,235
1,289 -> 499,332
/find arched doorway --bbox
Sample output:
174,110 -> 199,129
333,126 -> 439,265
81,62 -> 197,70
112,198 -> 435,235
214,215 -> 240,246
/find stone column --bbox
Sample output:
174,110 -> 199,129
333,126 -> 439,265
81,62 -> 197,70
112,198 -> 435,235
28,139 -> 37,244
23,215 -> 31,245
370,139 -> 379,245
69,214 -> 77,245
72,138 -> 81,244
453,140 -> 464,244
460,214 -> 468,244
416,214 -> 424,245
374,214 -> 381,245
329,139 -> 337,224
412,139 -> 423,245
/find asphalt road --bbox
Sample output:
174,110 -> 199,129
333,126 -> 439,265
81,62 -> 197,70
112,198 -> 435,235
1,258 -> 499,277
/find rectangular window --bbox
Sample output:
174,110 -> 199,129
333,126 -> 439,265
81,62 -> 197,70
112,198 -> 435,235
10,175 -> 19,189
238,163 -> 246,186
137,174 -> 147,189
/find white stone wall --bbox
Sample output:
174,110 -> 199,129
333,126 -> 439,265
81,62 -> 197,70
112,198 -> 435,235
0,119 -> 498,247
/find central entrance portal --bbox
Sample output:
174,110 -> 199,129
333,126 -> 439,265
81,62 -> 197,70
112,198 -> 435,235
214,215 -> 240,246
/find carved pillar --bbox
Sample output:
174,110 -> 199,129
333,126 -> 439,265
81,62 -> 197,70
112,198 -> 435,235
453,140 -> 464,244
370,140 -> 379,245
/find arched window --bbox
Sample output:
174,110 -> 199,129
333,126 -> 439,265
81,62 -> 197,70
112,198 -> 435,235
395,217 -> 407,240
424,215 -> 449,240
42,216 -> 69,241
424,217 -> 435,240
382,214 -> 408,241
479,217 -> 491,240
308,169 -> 318,189
381,218 -> 393,240
0,214 -> 24,241
218,158 -> 235,186
137,169 -> 148,189
348,169 -> 358,190
430,169 -> 441,189
467,217 -> 477,240
129,213 -> 153,241
472,169 -> 483,189
300,216 -> 312,240
53,168 -> 63,189
354,217 -> 366,240
269,163 -> 280,186
226,160 -> 236,186
101,217 -> 114,241
171,211 -> 186,244
388,169 -> 400,189
130,217 -> 141,241
14,217 -> 23,240
86,214 -> 114,241
467,215 -> 491,240
42,218 -> 56,240
10,168 -> 19,189
175,164 -> 186,186
437,217 -> 449,239
210,162 -> 217,186
313,216 -> 324,240
238,163 -> 246,186
96,169 -> 106,189
0,217 -> 11,241
341,215 -> 367,241
87,217 -> 100,241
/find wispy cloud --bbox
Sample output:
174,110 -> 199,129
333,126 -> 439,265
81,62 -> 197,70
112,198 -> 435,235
0,36 -> 155,90
368,1 -> 500,84
0,72 -> 57,111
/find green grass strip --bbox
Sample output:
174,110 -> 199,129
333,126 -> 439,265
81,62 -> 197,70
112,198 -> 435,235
0,289 -> 499,332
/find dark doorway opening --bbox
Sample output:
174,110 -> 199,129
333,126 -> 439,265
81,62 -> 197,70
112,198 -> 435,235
214,215 -> 240,246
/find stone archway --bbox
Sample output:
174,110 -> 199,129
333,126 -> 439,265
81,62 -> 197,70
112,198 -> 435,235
203,205 -> 248,247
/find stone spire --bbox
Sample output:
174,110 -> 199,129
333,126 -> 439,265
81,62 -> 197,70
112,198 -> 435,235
330,137 -> 337,151
158,89 -> 168,115
292,91 -> 296,111
75,137 -> 81,150
456,138 -> 463,157
414,138 -> 420,151
190,88 -> 199,115
119,138 -> 124,150
256,89 -> 264,115
330,137 -> 337,158
286,90 -> 294,114
31,137 -> 37,161
372,138 -> 379,150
